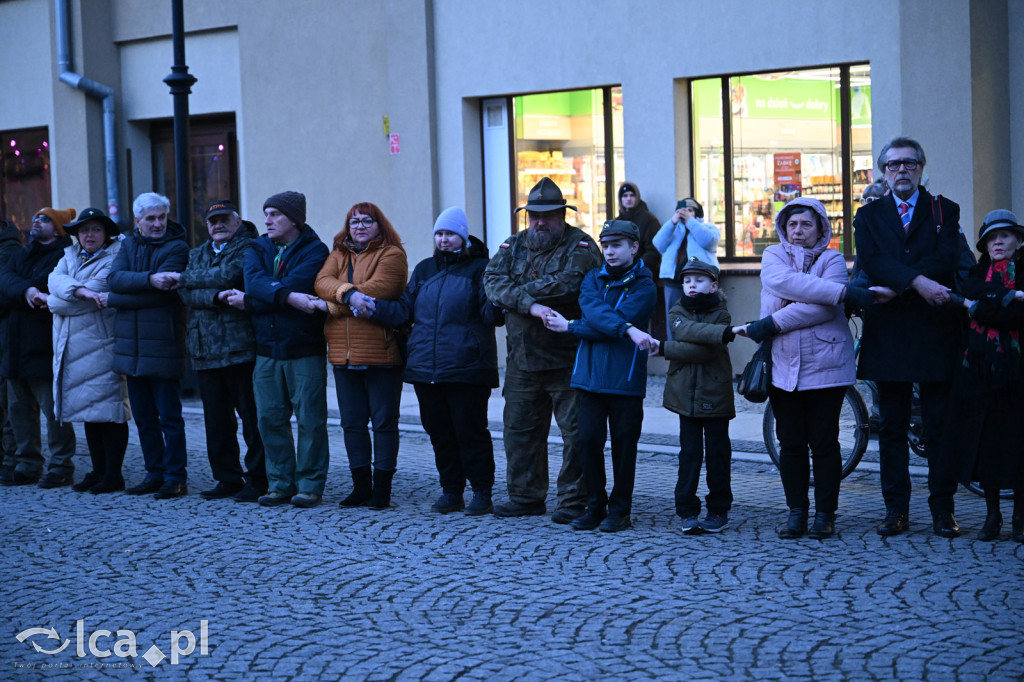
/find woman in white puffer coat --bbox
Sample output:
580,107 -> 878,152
49,208 -> 131,494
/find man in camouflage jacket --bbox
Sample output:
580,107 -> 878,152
178,200 -> 266,502
483,177 -> 602,522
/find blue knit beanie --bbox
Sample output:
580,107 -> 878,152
433,206 -> 469,245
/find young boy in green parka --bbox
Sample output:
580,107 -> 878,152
661,257 -> 737,534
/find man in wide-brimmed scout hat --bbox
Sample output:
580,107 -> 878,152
483,177 -> 602,523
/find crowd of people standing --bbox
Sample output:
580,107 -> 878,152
0,134 -> 1019,542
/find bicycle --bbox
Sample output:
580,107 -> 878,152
760,313 -> 1011,499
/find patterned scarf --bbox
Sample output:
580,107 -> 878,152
962,259 -> 1021,390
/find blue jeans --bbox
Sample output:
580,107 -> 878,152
126,376 -> 186,483
334,366 -> 403,472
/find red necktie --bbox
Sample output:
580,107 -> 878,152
899,202 -> 911,232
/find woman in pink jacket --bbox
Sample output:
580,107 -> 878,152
739,198 -> 886,539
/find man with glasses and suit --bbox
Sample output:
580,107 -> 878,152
854,136 -> 964,539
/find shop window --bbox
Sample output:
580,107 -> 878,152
0,127 -> 51,236
151,114 -> 238,246
511,86 -> 624,242
690,64 -> 871,259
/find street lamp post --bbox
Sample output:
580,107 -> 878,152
163,0 -> 197,241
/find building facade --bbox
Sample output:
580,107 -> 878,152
2,0 -> 1021,364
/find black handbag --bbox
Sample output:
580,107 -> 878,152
737,338 -> 772,403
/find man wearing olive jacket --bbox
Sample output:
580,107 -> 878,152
178,199 -> 266,503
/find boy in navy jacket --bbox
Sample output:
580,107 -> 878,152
543,220 -> 658,531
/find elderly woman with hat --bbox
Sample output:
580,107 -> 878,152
48,208 -> 131,493
738,197 -> 882,539
939,209 -> 1024,541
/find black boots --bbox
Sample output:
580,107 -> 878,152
778,508 -> 808,539
339,466 -> 373,507
979,510 -> 1002,541
807,511 -> 836,540
367,469 -> 394,510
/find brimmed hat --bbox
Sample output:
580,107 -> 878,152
678,256 -> 719,282
205,198 -> 238,221
599,219 -> 640,243
976,209 -> 1024,251
514,177 -> 576,213
63,207 -> 119,238
34,207 -> 76,236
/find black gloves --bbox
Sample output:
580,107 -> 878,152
844,283 -> 874,310
746,315 -> 778,343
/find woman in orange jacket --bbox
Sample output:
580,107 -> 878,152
315,202 -> 408,510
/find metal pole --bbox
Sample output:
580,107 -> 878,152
163,0 -> 197,241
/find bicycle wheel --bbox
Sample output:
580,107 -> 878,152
763,385 -> 870,482
964,481 -> 1015,500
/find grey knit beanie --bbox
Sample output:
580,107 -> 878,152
263,191 -> 307,227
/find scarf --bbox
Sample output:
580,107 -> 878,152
679,291 -> 720,313
962,259 -> 1021,391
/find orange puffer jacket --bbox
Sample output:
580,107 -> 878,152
315,239 -> 408,367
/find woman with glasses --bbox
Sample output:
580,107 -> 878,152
315,202 -> 408,510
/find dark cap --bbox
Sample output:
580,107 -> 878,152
678,256 -> 719,282
204,199 -> 238,221
599,219 -> 640,243
63,207 -> 119,238
514,177 -> 577,213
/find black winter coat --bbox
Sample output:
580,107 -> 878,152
617,200 -> 662,279
0,235 -> 71,379
108,223 -> 189,379
373,236 -> 503,387
854,189 -> 964,382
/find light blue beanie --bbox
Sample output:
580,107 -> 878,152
433,206 -> 469,245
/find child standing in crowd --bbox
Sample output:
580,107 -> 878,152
661,258 -> 736,534
542,220 -> 658,532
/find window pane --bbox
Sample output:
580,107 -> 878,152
691,78 -> 725,258
731,68 -> 843,256
851,63 -> 874,215
514,88 -> 615,241
1,127 -> 51,236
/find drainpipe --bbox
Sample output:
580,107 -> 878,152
54,0 -> 121,224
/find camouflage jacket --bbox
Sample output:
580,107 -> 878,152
178,222 -> 258,370
484,225 -> 601,371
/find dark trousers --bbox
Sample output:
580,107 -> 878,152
196,362 -> 266,489
876,380 -> 958,514
126,376 -> 186,483
413,382 -> 495,493
768,386 -> 844,514
83,421 -> 129,482
576,390 -> 644,517
334,366 -> 403,472
675,415 -> 732,517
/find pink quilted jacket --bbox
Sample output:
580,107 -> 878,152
758,198 -> 856,392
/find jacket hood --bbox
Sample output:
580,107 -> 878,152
774,197 -> 832,249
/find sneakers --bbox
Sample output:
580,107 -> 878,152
291,492 -> 322,508
699,512 -> 729,533
430,492 -> 465,514
199,482 -> 245,500
37,472 -> 74,489
464,491 -> 493,516
680,516 -> 701,534
258,492 -> 292,507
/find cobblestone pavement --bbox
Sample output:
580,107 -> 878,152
2,398 -> 1023,680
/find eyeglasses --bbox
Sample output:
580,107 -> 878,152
884,158 -> 920,172
32,215 -> 52,223
349,217 -> 375,227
